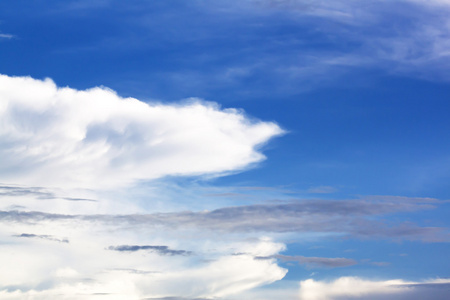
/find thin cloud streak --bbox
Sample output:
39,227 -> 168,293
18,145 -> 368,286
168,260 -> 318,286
13,233 -> 69,243
276,255 -> 357,268
1,196 -> 448,242
108,245 -> 192,256
0,33 -> 14,39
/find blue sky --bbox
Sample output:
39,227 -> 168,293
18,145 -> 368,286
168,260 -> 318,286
0,0 -> 449,299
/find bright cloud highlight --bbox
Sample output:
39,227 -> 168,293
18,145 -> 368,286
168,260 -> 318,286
0,74 -> 283,189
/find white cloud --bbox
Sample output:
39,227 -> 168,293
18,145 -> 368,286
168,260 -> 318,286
0,74 -> 283,189
0,34 -> 14,39
0,216 -> 287,299
298,277 -> 450,300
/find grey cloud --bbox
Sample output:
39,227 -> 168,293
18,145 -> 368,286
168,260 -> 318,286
0,210 -> 77,223
0,185 -> 54,199
276,254 -> 357,268
362,195 -> 444,204
143,297 -> 214,300
306,186 -> 338,194
108,245 -> 192,256
109,268 -> 159,275
13,233 -> 69,243
253,256 -> 274,260
0,185 -> 97,202
62,197 -> 97,202
0,196 -> 448,242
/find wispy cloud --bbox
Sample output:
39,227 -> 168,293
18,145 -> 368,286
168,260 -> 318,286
1,195 -> 447,242
108,245 -> 192,256
191,0 -> 450,93
0,33 -> 14,39
306,186 -> 338,194
0,184 -> 96,202
276,254 -> 357,268
260,0 -> 450,78
13,233 -> 69,243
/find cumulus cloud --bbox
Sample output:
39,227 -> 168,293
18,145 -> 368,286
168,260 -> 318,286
0,74 -> 289,298
298,277 -> 450,300
0,74 -> 283,189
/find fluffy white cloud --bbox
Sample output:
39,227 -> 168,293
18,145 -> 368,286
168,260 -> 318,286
298,277 -> 450,300
0,74 -> 283,189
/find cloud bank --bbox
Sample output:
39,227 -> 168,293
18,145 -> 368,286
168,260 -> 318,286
299,277 -> 450,300
0,74 -> 283,189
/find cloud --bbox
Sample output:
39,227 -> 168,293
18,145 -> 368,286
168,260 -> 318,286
298,277 -> 450,300
0,185 -> 54,199
144,297 -> 209,300
0,74 -> 283,189
210,0 -> 450,86
369,261 -> 390,267
276,255 -> 357,268
0,33 -> 14,39
0,229 -> 287,299
13,233 -> 69,243
108,245 -> 192,256
0,184 -> 96,203
0,195 -> 448,242
306,186 -> 338,194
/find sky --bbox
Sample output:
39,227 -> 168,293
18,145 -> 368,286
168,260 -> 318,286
0,0 -> 450,299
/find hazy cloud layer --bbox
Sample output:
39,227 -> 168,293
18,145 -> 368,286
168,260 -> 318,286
0,74 -> 283,189
0,195 -> 447,242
